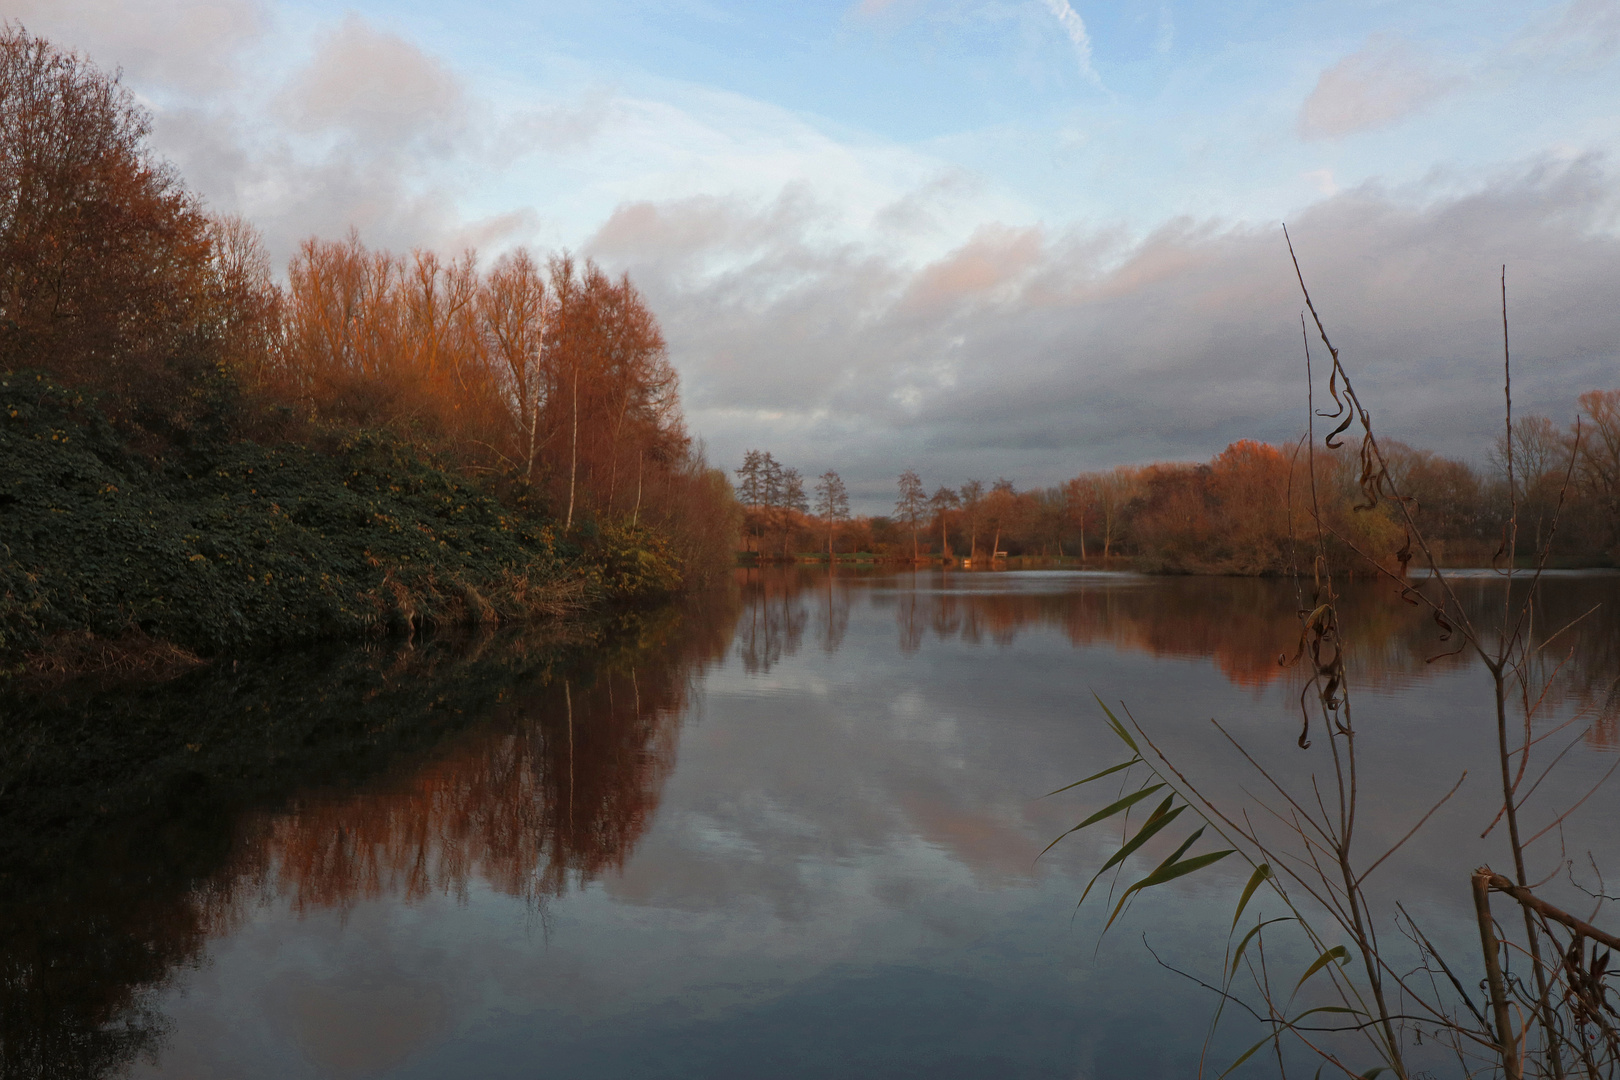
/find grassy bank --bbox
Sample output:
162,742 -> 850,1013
0,374 -> 681,675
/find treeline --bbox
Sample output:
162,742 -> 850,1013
739,394 -> 1620,572
0,27 -> 738,667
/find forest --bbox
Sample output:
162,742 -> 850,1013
0,26 -> 739,673
736,401 -> 1620,573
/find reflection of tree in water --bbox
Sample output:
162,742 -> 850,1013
753,568 -> 1620,731
0,589 -> 739,1080
239,662 -> 689,915
895,578 -> 926,655
734,568 -> 808,673
818,573 -> 850,655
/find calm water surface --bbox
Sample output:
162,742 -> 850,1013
4,569 -> 1618,1079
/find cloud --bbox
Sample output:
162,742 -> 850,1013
1155,5 -> 1174,55
498,91 -> 615,158
0,0 -> 266,90
279,14 -> 467,148
1039,0 -> 1102,86
1298,36 -> 1456,140
588,157 -> 1620,508
1516,0 -> 1620,65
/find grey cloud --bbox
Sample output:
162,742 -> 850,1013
588,157 -> 1620,511
1516,0 -> 1620,66
1298,35 -> 1457,141
497,91 -> 615,159
150,106 -> 481,267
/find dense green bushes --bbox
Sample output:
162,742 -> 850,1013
0,374 -> 682,669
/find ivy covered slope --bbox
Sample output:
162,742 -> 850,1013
0,374 -> 682,668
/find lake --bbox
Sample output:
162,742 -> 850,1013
3,568 -> 1617,1079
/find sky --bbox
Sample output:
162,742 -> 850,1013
7,0 -> 1620,509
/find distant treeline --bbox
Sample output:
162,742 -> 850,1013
737,395 -> 1620,572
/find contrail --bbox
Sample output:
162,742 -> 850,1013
1040,0 -> 1102,86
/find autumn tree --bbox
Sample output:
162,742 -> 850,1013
479,248 -> 549,479
814,470 -> 850,555
1061,477 -> 1096,562
0,26 -> 225,425
984,479 -> 1019,560
895,469 -> 927,560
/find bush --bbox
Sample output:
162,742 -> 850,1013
0,374 -> 586,666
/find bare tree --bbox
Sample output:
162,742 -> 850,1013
959,479 -> 985,562
928,486 -> 960,557
779,467 -> 807,556
814,470 -> 850,555
1575,389 -> 1620,556
895,469 -> 927,561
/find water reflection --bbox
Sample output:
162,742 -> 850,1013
739,567 -> 1620,733
0,596 -> 735,1080
3,570 -> 1617,1079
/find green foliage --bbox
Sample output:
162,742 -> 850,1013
0,374 -> 636,665
578,520 -> 684,601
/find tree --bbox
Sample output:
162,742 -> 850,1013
985,479 -> 1018,560
736,450 -> 764,507
735,450 -> 767,553
1491,414 -> 1567,551
778,467 -> 807,556
1096,467 -> 1138,560
1575,389 -> 1620,555
959,480 -> 985,561
1,26 -> 222,421
479,248 -> 549,480
928,486 -> 959,556
814,471 -> 850,555
895,469 -> 927,560
1062,477 -> 1093,563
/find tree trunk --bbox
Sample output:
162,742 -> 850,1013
632,450 -> 643,526
565,363 -> 579,530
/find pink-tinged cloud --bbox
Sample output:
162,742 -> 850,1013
899,225 -> 1045,314
280,14 -> 466,147
1298,36 -> 1456,140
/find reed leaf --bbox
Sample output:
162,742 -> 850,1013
1231,863 -> 1272,931
1292,945 -> 1350,994
1231,917 -> 1294,977
1104,832 -> 1236,931
1044,756 -> 1141,797
1038,783 -> 1167,860
1077,797 -> 1185,907
1092,694 -> 1140,754
1217,1033 -> 1274,1079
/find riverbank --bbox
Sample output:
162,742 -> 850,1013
736,549 -> 1614,573
0,375 -> 682,678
